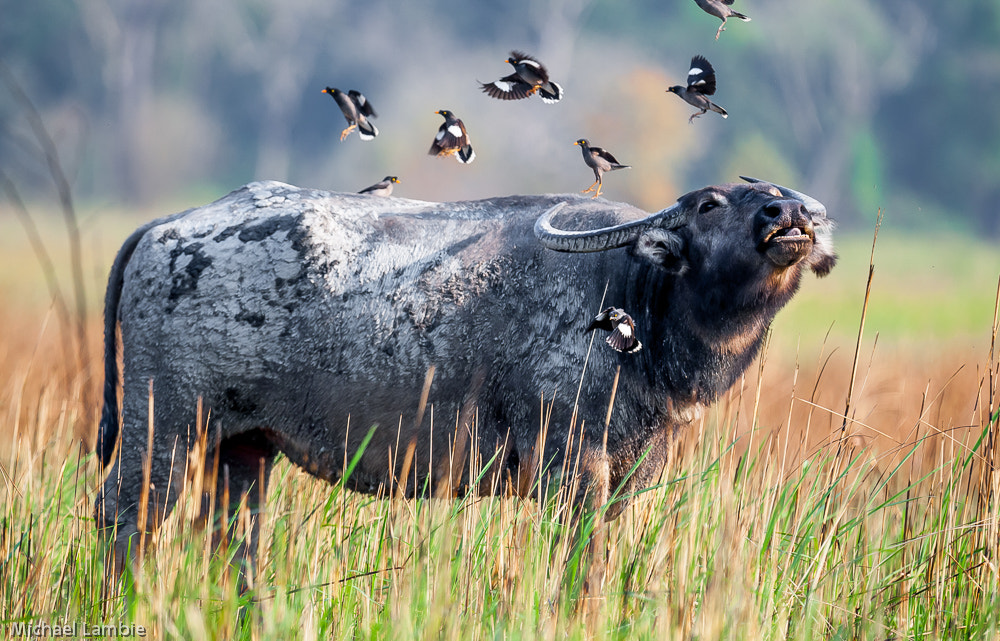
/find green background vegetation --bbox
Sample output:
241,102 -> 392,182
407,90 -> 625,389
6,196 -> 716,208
1,0 -> 999,236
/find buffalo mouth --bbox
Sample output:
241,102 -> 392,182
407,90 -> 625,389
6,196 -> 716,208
759,224 -> 815,267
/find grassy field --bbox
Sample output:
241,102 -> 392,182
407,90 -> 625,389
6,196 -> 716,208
1,203 -> 1000,639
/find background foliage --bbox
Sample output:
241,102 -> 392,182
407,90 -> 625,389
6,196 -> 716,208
1,0 -> 998,234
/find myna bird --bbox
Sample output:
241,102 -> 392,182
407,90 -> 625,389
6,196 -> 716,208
428,110 -> 475,164
359,175 -> 400,197
322,87 -> 378,141
693,0 -> 751,40
480,51 -> 563,103
585,307 -> 643,353
575,139 -> 630,199
666,55 -> 729,123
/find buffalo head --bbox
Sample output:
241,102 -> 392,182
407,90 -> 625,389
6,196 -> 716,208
535,176 -> 837,281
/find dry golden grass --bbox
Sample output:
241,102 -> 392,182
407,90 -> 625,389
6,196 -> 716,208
1,205 -> 1000,639
1,287 -> 998,640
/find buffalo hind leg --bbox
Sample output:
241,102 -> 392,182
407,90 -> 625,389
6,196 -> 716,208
203,429 -> 276,594
95,433 -> 190,584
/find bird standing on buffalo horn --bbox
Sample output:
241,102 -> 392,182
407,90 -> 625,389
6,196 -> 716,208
480,51 -> 563,103
575,139 -> 630,199
693,0 -> 751,40
666,55 -> 729,123
322,87 -> 378,141
585,307 -> 643,353
428,110 -> 475,164
358,176 -> 399,197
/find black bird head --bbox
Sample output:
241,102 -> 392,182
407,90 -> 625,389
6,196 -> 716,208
388,176 -> 400,184
436,109 -> 452,118
574,138 -> 589,147
321,87 -> 340,96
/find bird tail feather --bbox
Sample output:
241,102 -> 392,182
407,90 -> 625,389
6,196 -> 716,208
358,119 -> 379,140
733,11 -> 750,21
538,82 -> 563,104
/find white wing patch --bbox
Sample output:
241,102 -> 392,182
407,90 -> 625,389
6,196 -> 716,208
448,124 -> 464,138
519,59 -> 541,68
435,129 -> 445,141
494,81 -> 512,92
689,66 -> 704,76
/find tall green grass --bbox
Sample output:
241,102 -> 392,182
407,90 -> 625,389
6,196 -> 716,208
1,322 -> 998,639
1,205 -> 999,638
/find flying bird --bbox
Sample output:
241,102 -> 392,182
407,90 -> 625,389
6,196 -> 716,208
666,55 -> 729,123
585,307 -> 643,354
693,0 -> 751,40
480,51 -> 563,103
575,139 -> 630,199
322,87 -> 378,141
358,176 -> 400,197
428,110 -> 475,164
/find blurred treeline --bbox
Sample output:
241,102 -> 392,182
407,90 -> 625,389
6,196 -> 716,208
1,0 -> 997,234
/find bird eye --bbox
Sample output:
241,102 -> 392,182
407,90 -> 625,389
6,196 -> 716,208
698,200 -> 718,214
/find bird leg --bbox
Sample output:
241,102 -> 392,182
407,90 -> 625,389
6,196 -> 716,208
581,180 -> 600,194
339,124 -> 357,141
591,181 -> 603,199
688,109 -> 707,124
715,21 -> 726,40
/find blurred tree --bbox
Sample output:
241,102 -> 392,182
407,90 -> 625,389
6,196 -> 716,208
0,0 -> 994,236
878,0 -> 1000,237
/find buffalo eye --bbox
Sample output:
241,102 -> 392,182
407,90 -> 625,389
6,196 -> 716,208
698,200 -> 718,214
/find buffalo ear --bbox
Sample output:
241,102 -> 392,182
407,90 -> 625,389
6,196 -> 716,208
633,228 -> 688,274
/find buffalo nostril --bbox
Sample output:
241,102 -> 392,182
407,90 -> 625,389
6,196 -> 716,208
762,203 -> 783,219
762,200 -> 804,219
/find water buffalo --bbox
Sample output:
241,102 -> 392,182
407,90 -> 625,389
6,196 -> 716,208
94,178 -> 836,574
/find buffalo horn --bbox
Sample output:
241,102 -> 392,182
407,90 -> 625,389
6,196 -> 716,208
534,201 -> 685,253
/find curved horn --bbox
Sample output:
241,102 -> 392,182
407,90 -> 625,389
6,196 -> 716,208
740,176 -> 827,218
534,201 -> 686,253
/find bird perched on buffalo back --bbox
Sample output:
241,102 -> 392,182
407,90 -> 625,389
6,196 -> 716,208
480,51 -> 563,103
322,87 -> 378,141
666,55 -> 729,123
429,110 -> 475,164
358,176 -> 399,197
585,307 -> 642,353
693,0 -> 751,40
575,139 -> 630,199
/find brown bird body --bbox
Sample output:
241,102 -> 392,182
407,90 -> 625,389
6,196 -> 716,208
585,307 -> 642,353
666,55 -> 729,123
693,0 -> 751,40
480,51 -> 563,103
428,110 -> 475,164
358,176 -> 400,197
575,138 -> 630,199
322,87 -> 378,141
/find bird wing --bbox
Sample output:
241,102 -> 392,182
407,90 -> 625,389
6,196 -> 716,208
606,315 -> 642,353
687,55 -> 717,96
480,73 -> 534,100
430,118 -> 470,155
721,0 -> 736,5
349,90 -> 378,118
592,146 -> 625,166
584,307 -> 616,333
359,180 -> 387,194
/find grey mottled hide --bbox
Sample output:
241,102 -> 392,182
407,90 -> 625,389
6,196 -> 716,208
95,179 -> 836,564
